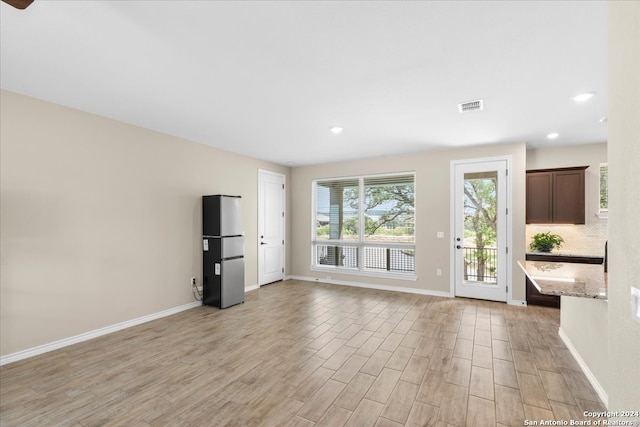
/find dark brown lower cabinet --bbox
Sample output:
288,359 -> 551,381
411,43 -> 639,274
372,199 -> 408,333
525,254 -> 604,309
526,276 -> 561,308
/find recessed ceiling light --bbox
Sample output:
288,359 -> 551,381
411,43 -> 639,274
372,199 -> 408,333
547,132 -> 560,140
599,116 -> 608,123
286,161 -> 295,166
330,126 -> 344,134
573,92 -> 595,102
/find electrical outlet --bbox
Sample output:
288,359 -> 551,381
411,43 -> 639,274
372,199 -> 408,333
436,269 -> 442,276
437,232 -> 445,238
191,277 -> 196,286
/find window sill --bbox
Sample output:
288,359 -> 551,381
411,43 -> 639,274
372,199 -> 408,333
596,212 -> 608,219
310,266 -> 417,281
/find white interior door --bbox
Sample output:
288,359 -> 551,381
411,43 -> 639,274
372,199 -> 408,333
258,170 -> 285,286
452,158 -> 509,302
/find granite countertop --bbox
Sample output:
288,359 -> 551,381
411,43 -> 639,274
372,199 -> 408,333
526,252 -> 604,259
518,260 -> 608,299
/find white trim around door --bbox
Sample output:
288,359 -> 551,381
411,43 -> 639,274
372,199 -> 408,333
450,156 -> 513,303
258,169 -> 286,286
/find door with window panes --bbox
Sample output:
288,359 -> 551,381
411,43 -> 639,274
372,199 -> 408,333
453,159 -> 509,302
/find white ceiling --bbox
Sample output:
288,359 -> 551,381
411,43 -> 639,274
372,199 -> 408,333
0,1 -> 607,166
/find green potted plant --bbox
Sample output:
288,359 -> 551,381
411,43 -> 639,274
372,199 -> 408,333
530,232 -> 564,253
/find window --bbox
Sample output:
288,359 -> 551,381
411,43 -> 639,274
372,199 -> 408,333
599,163 -> 608,216
313,173 -> 415,276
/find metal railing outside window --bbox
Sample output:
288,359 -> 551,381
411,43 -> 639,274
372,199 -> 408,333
364,247 -> 415,272
314,243 -> 415,273
316,245 -> 358,268
463,247 -> 497,282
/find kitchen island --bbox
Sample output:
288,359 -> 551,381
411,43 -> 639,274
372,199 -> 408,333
522,253 -> 605,308
518,259 -> 609,406
518,260 -> 608,299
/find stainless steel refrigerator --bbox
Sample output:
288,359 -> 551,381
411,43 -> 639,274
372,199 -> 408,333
202,195 -> 244,308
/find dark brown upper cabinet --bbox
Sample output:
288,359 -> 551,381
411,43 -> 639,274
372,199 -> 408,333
526,166 -> 588,224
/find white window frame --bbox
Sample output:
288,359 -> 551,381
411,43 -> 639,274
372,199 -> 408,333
311,172 -> 417,280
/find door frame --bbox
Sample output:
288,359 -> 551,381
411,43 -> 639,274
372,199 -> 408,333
258,169 -> 286,287
449,156 -> 513,303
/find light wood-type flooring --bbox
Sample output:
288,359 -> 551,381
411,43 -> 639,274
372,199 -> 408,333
1,280 -> 606,426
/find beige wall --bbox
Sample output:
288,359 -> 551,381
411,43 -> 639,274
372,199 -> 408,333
290,142 -> 527,302
0,90 -> 290,357
560,296 -> 609,399
606,0 -> 640,413
526,143 -> 608,256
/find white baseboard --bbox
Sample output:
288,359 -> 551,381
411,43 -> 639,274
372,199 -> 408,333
245,284 -> 259,292
287,275 -> 454,298
0,301 -> 201,366
287,276 -> 529,308
558,327 -> 609,408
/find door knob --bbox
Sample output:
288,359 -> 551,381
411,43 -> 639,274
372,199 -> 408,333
261,242 -> 267,245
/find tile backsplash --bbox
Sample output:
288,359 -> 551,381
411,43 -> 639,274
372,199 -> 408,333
526,223 -> 608,257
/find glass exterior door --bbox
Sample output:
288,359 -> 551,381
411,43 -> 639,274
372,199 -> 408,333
453,160 -> 508,302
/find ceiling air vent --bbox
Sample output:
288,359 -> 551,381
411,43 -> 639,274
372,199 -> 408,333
458,99 -> 484,113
